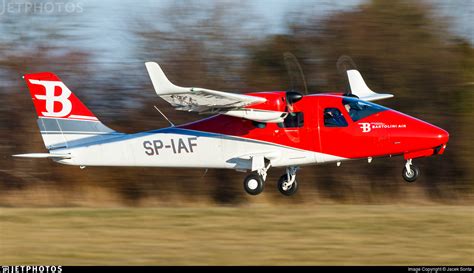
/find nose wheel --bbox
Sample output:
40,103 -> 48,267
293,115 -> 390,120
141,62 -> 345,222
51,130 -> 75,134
402,159 -> 420,182
277,166 -> 299,196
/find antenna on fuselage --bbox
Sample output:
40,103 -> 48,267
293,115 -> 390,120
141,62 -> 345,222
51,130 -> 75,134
153,105 -> 175,127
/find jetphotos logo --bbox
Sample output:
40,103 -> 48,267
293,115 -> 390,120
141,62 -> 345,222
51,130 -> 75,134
1,265 -> 62,273
359,122 -> 407,133
0,1 -> 84,15
29,80 -> 72,117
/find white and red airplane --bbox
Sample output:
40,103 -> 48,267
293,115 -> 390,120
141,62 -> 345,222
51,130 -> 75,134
14,61 -> 449,196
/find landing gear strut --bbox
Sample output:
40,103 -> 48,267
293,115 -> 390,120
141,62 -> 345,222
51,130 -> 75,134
277,166 -> 299,196
402,159 -> 420,183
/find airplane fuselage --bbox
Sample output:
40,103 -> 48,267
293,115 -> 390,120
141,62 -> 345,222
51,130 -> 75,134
52,93 -> 448,169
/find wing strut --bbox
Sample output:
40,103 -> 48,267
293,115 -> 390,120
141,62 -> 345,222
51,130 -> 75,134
153,105 -> 175,127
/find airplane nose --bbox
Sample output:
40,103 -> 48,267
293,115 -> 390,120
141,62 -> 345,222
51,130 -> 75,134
412,121 -> 449,149
389,110 -> 449,156
437,128 -> 449,144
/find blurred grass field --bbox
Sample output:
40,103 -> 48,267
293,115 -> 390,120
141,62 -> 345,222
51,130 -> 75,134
0,205 -> 473,265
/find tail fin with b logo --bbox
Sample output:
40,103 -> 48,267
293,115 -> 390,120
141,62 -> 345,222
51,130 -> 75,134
23,72 -> 120,150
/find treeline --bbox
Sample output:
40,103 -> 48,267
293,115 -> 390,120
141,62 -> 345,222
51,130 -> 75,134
0,0 -> 472,206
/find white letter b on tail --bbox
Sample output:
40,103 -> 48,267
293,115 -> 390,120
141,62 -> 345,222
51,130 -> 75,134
29,79 -> 72,117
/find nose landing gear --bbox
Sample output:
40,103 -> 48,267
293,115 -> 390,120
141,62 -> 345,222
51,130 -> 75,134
402,159 -> 420,182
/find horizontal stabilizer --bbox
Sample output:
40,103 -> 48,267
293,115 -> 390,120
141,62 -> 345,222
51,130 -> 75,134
12,153 -> 71,159
347,70 -> 393,102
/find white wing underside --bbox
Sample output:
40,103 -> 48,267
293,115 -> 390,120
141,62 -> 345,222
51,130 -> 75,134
145,62 -> 287,123
160,89 -> 262,112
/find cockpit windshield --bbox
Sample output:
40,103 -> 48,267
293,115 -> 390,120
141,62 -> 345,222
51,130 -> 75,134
342,97 -> 387,122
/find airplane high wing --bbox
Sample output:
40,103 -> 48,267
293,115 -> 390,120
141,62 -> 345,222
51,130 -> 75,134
145,62 -> 287,123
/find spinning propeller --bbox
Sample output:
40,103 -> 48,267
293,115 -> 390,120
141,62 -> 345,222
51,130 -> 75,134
283,52 -> 306,112
336,55 -> 359,98
280,52 -> 308,142
282,53 -> 362,110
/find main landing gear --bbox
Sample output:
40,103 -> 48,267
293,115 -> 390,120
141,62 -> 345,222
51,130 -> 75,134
277,166 -> 299,196
402,159 -> 420,183
243,173 -> 265,195
243,166 -> 299,196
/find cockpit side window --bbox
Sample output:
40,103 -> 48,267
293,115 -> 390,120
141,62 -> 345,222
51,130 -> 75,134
324,108 -> 348,127
342,97 -> 387,122
278,112 -> 304,128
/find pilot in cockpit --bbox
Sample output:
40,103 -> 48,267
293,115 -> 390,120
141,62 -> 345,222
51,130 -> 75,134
344,101 -> 361,121
324,108 -> 347,127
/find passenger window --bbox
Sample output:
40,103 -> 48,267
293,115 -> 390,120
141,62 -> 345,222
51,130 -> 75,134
324,108 -> 348,127
278,112 -> 304,128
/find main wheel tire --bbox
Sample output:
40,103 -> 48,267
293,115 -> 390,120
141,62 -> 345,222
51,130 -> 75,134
402,164 -> 420,183
277,174 -> 298,196
244,173 -> 264,195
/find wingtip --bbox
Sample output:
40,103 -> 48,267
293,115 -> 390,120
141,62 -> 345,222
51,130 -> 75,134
145,61 -> 158,67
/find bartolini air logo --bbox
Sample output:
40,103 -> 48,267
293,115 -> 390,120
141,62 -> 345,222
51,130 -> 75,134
29,80 -> 72,117
359,122 -> 407,133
